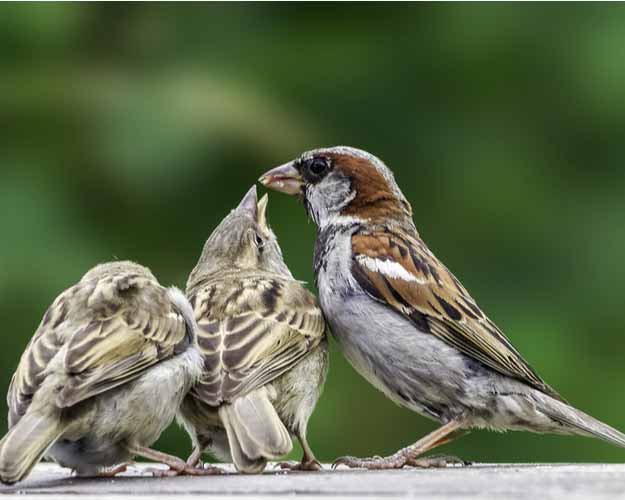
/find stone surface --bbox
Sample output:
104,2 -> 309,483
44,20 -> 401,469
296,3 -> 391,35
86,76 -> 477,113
1,463 -> 625,499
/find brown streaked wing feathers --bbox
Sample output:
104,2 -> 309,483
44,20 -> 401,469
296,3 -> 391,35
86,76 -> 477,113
8,292 -> 72,423
8,272 -> 191,418
351,231 -> 564,402
190,277 -> 325,406
58,274 -> 190,406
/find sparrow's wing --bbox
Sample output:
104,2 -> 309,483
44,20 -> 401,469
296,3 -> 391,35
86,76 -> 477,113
8,294 -> 70,423
9,273 -> 192,418
190,277 -> 325,406
351,230 -> 564,402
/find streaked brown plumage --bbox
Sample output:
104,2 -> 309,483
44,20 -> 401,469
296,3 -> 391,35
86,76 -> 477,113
261,145 -> 625,470
178,186 -> 328,473
350,231 -> 561,401
0,261 -> 205,484
188,277 -> 325,408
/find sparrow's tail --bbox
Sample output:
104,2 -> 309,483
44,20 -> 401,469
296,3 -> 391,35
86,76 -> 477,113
0,409 -> 64,484
218,386 -> 292,473
535,392 -> 625,448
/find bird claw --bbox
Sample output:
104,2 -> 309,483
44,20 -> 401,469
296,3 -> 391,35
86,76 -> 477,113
148,464 -> 223,477
333,452 -> 469,470
182,464 -> 224,476
332,446 -> 472,471
96,462 -> 133,477
405,455 -> 470,468
408,455 -> 473,469
331,455 -> 403,470
146,466 -> 179,478
331,456 -> 351,470
276,459 -> 323,472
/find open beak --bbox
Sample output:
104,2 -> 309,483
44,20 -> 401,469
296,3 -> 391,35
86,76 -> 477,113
257,193 -> 269,230
258,162 -> 303,196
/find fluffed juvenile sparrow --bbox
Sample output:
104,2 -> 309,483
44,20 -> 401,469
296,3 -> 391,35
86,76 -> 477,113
0,261 -> 208,484
177,186 -> 328,473
260,146 -> 625,469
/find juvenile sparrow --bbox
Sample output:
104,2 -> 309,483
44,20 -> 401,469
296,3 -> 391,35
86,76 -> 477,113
178,186 -> 328,473
260,146 -> 625,469
0,261 -> 208,484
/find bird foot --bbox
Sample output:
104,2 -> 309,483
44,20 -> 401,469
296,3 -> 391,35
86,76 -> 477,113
332,454 -> 407,470
333,453 -> 469,470
184,463 -> 224,476
148,463 -> 224,477
146,466 -> 178,478
406,454 -> 471,468
276,459 -> 323,471
96,462 -> 133,477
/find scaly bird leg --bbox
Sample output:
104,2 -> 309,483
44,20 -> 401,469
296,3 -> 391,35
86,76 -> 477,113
278,432 -> 323,472
186,447 -> 204,468
333,420 -> 469,470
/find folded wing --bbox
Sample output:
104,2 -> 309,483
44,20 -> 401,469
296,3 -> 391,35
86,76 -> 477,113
9,272 -> 192,421
190,277 -> 325,407
351,230 -> 563,402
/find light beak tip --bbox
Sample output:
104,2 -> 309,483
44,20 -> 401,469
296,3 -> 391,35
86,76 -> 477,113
258,163 -> 303,196
258,192 -> 269,205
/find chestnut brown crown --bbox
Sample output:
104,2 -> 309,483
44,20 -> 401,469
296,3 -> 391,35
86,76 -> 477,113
260,146 -> 412,227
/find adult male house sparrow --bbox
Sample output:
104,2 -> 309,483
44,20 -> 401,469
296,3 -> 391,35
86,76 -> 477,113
178,186 -> 328,473
0,261 -> 206,484
260,146 -> 625,469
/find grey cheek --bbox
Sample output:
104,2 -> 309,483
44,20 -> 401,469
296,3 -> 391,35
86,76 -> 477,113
304,186 -> 323,226
305,176 -> 353,228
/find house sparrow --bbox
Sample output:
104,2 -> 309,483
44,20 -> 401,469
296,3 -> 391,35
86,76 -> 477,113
260,146 -> 625,469
0,261 -> 210,484
177,186 -> 328,474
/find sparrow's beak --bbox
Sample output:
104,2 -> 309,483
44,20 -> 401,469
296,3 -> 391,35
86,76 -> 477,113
258,162 -> 303,196
237,185 -> 258,218
257,193 -> 269,230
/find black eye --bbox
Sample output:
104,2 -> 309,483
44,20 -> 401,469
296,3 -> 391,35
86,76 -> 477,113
254,233 -> 265,249
308,157 -> 329,176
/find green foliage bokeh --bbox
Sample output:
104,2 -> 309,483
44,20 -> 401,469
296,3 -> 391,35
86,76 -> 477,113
1,3 -> 625,464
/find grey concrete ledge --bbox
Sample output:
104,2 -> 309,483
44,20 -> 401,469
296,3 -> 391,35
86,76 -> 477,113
2,463 -> 625,499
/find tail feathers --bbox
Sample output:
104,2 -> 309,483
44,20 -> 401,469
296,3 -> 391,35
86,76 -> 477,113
219,386 -> 292,474
226,432 -> 267,474
0,410 -> 64,484
536,393 -> 625,448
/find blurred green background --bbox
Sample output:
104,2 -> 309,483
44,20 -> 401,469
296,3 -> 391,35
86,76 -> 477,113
2,3 -> 625,465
